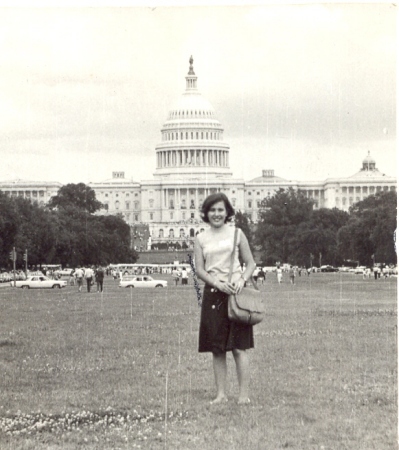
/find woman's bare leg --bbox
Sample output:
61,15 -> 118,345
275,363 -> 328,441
211,352 -> 228,403
232,349 -> 250,403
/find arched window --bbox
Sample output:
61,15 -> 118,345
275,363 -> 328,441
149,199 -> 154,208
115,200 -> 120,210
190,228 -> 195,237
169,229 -> 175,238
159,229 -> 164,238
180,228 -> 185,237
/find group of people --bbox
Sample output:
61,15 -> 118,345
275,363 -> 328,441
172,267 -> 189,285
364,266 -> 392,280
69,266 -> 105,293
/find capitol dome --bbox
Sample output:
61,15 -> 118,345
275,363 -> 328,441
360,151 -> 377,172
168,92 -> 216,118
362,151 -> 376,166
154,56 -> 232,179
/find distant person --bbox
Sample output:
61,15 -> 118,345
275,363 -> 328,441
181,267 -> 188,285
74,267 -> 84,292
172,268 -> 180,286
84,266 -> 94,292
289,267 -> 295,284
95,266 -> 105,292
69,269 -> 75,286
257,268 -> 266,285
276,266 -> 283,284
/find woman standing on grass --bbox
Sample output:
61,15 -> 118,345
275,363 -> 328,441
194,193 -> 256,405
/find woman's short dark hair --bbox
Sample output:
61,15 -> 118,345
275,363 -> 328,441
200,193 -> 235,223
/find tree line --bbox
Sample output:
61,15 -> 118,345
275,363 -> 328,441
0,183 -> 138,269
253,188 -> 396,267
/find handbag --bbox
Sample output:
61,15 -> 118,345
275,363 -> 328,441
227,228 -> 265,325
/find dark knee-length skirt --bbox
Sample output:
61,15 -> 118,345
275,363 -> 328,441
198,284 -> 254,354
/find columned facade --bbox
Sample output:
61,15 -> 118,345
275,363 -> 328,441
0,180 -> 61,206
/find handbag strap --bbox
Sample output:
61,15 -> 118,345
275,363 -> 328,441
228,227 -> 260,291
228,228 -> 238,284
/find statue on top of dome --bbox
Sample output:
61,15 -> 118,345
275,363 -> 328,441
188,55 -> 195,75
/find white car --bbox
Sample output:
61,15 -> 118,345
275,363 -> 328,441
11,276 -> 68,289
119,276 -> 167,288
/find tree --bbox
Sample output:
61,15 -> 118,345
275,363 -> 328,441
12,197 -> 58,267
0,192 -> 19,267
0,188 -> 137,269
47,183 -> 103,213
234,210 -> 255,253
291,208 -> 349,266
255,188 -> 314,264
49,206 -> 138,267
338,191 -> 397,265
97,215 -> 138,264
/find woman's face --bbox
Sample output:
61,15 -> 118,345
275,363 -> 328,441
207,201 -> 227,228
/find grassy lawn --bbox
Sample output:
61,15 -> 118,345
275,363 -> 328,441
0,273 -> 396,449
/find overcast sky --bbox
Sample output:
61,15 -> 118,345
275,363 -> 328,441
0,3 -> 396,185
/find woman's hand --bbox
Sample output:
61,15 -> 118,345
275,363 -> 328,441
235,277 -> 246,295
214,280 -> 236,295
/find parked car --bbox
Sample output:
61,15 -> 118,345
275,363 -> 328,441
11,276 -> 68,289
320,265 -> 339,273
354,266 -> 367,274
119,276 -> 167,288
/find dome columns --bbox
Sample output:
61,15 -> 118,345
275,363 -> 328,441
156,149 -> 229,169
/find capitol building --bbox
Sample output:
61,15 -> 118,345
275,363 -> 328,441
0,57 -> 396,250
